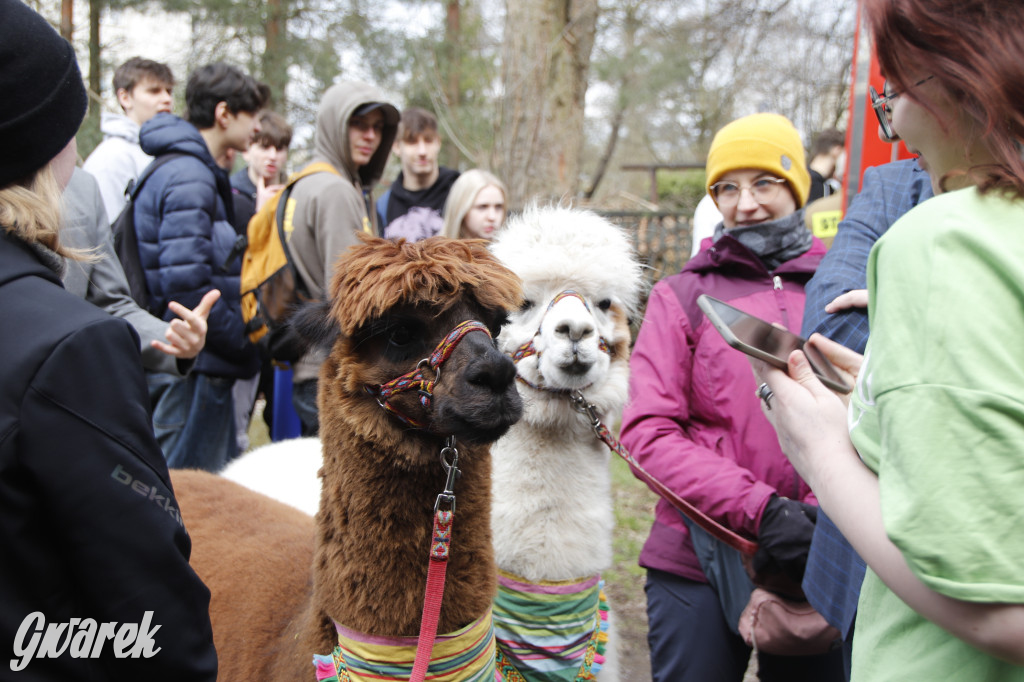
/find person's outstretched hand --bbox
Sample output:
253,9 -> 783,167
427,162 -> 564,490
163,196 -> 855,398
825,289 -> 868,313
748,336 -> 860,490
151,289 -> 220,359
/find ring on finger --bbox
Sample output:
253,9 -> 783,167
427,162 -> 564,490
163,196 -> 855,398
756,382 -> 774,410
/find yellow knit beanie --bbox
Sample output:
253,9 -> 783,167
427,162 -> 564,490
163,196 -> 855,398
705,113 -> 811,208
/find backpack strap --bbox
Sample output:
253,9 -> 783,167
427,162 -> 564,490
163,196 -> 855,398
126,152 -> 187,200
271,162 -> 343,300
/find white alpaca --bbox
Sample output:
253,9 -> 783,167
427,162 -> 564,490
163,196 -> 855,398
221,437 -> 322,516
488,205 -> 645,681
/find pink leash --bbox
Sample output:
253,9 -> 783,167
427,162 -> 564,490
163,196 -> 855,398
410,438 -> 460,681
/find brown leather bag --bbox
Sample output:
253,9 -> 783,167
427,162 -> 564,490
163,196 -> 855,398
739,587 -> 840,656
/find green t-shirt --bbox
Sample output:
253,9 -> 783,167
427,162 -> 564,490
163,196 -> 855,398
849,187 -> 1024,681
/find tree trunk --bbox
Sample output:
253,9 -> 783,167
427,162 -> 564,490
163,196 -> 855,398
497,0 -> 599,206
264,0 -> 288,109
89,0 -> 102,101
583,4 -> 639,201
60,0 -> 73,40
76,0 -> 103,159
442,0 -> 461,168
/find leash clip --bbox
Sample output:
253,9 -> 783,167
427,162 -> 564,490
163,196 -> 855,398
434,436 -> 460,513
569,389 -> 602,435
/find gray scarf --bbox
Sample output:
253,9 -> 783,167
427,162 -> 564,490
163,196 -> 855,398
712,209 -> 812,271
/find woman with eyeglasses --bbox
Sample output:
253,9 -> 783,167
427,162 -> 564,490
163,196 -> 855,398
620,113 -> 843,681
750,0 -> 1024,679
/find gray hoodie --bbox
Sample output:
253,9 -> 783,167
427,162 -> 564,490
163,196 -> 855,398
62,168 -> 189,376
287,80 -> 399,382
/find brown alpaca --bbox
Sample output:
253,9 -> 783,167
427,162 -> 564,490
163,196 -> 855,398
172,236 -> 523,681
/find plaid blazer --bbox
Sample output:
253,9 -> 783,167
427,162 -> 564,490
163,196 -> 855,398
800,158 -> 933,636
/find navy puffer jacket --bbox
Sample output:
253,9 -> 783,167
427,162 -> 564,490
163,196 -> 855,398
135,113 -> 258,379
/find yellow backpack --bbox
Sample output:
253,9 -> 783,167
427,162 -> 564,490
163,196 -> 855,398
240,162 -> 339,363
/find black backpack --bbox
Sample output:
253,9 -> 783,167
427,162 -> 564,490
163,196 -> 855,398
110,153 -> 183,311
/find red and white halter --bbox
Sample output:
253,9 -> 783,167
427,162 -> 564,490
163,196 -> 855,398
509,290 -> 612,394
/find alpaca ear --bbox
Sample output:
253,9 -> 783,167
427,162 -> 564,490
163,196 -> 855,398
290,300 -> 340,351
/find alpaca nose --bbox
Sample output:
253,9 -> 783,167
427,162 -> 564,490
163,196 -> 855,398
554,319 -> 595,343
466,344 -> 518,392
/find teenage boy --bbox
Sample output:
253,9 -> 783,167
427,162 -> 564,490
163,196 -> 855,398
376,107 -> 460,241
133,62 -> 268,472
229,110 -> 293,450
231,110 -> 293,231
83,57 -> 175,220
287,80 -> 399,435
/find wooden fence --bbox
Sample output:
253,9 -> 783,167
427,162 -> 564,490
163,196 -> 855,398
596,210 -> 696,289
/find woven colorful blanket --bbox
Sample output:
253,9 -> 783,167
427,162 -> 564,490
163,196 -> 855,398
492,570 -> 610,681
312,610 -> 497,682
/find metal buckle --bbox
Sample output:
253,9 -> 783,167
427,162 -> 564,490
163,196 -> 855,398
434,436 -> 460,513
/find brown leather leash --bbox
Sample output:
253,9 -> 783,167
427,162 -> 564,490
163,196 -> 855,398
568,390 -> 759,556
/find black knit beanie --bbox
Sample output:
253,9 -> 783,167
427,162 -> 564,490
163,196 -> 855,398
0,0 -> 88,188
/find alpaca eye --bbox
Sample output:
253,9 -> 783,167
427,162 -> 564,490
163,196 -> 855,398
488,313 -> 510,337
597,299 -> 612,312
388,325 -> 414,348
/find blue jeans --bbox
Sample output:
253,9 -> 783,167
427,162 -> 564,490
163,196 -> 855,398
291,379 -> 319,437
147,372 -> 236,472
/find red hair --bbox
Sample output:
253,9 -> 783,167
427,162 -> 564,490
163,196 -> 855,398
866,0 -> 1024,197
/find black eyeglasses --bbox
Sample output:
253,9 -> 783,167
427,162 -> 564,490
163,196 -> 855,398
869,76 -> 934,142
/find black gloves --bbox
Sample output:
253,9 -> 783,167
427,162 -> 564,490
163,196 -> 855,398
753,495 -> 818,585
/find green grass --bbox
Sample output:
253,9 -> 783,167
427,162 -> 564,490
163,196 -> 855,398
607,454 -> 657,581
604,449 -> 658,681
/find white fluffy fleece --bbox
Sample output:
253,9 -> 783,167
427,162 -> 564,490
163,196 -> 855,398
488,205 -> 645,681
220,437 -> 323,516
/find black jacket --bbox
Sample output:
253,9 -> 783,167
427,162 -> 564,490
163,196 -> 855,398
0,229 -> 217,680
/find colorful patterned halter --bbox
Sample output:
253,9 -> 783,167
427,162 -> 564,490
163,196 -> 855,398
509,291 -> 611,394
367,320 -> 493,429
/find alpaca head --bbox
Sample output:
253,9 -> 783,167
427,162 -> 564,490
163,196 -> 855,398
296,236 -> 525,466
489,205 -> 645,424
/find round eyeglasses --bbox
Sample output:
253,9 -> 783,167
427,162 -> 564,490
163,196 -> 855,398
869,76 -> 934,143
709,177 -> 788,207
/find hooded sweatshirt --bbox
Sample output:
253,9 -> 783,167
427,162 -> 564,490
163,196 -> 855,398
287,81 -> 399,383
377,167 -> 461,241
82,112 -> 153,221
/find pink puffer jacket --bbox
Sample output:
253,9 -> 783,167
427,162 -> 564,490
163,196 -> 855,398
620,234 -> 826,581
